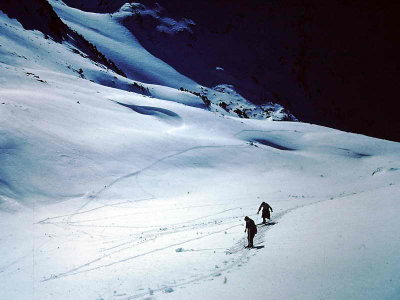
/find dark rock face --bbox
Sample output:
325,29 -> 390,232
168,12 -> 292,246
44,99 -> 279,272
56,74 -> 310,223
0,0 -> 67,40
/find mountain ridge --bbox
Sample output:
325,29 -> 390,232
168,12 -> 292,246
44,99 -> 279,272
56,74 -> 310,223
61,0 -> 400,142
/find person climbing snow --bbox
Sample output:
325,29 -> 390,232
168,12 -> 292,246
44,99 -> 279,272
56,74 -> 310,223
244,216 -> 257,248
257,201 -> 273,224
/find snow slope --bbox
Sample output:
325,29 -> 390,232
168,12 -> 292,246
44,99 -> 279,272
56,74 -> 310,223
50,1 -> 295,121
50,1 -> 197,88
1,3 -> 400,300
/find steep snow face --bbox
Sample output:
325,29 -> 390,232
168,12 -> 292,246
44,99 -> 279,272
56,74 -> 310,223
49,0 -> 294,120
63,0 -> 400,142
1,3 -> 400,300
51,0 -> 198,89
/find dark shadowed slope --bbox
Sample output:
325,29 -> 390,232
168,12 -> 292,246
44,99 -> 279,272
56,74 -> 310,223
63,0 -> 400,141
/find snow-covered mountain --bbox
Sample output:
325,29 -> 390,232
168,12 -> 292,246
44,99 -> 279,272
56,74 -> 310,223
0,1 -> 399,300
61,0 -> 400,142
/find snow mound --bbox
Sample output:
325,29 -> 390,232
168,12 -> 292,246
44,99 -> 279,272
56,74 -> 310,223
116,101 -> 184,127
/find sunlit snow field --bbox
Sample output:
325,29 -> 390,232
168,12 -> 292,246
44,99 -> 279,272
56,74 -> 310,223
0,3 -> 400,300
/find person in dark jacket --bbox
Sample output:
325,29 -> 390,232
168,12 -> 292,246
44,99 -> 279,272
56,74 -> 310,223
244,216 -> 257,248
257,202 -> 273,224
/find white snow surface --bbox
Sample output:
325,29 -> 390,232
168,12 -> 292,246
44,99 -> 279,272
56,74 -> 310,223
51,0 -> 197,88
0,4 -> 400,300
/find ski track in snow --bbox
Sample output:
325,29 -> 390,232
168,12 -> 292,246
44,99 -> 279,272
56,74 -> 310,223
121,198 -> 332,299
33,138 -> 390,298
60,143 -> 247,225
39,189 -> 338,300
120,188 -> 388,299
36,142 -> 253,287
1,4 -> 399,299
42,224 -> 242,282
